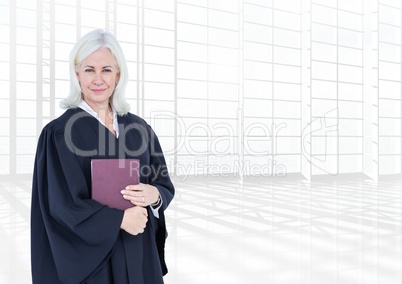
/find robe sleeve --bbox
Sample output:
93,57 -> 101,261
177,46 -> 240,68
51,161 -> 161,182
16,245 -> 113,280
31,124 -> 124,284
146,125 -> 175,275
147,126 -> 175,210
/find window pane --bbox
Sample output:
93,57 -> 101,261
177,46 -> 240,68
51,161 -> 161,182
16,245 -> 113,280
312,99 -> 337,117
274,82 -> 300,101
338,101 -> 363,118
244,98 -> 272,117
379,24 -> 401,45
0,137 -> 9,154
274,0 -> 300,13
338,83 -> 362,101
338,29 -> 362,48
379,118 -> 401,136
209,65 -> 238,84
379,81 -> 401,99
379,155 -> 401,175
274,65 -> 301,84
312,5 -> 337,26
17,100 -> 36,118
16,0 -> 37,9
274,46 -> 300,65
275,101 -> 300,118
145,9 -> 174,30
209,0 -> 239,13
209,28 -> 238,48
244,80 -> 272,99
338,0 -> 362,13
338,11 -> 362,31
209,46 -> 238,66
379,99 -> 401,118
144,46 -> 174,65
81,9 -> 106,29
244,61 -> 272,81
379,5 -> 401,26
209,101 -> 238,119
244,4 -> 272,26
244,23 -> 272,44
312,23 -> 337,44
16,27 -> 36,45
339,155 -> 362,173
276,137 -> 300,154
178,61 -> 207,81
177,23 -> 207,44
0,81 -> 10,99
209,9 -> 238,31
312,61 -> 337,81
339,46 -> 363,66
16,154 -> 35,174
379,137 -> 401,154
0,118 -> 10,136
178,42 -> 207,62
312,81 -> 337,99
274,28 -> 300,48
209,82 -> 238,101
16,8 -> 36,28
0,155 -> 10,174
16,119 -> 36,136
274,10 -> 300,31
177,80 -> 207,99
17,137 -> 37,154
16,45 -> 36,64
312,42 -> 337,63
55,4 -> 77,25
338,65 -> 362,84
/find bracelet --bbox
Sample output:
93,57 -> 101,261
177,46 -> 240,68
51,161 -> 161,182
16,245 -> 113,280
151,194 -> 161,207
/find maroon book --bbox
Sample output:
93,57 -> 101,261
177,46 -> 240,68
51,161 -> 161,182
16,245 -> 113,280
91,159 -> 140,210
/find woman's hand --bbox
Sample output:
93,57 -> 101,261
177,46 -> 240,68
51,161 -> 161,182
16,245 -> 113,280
120,206 -> 148,235
121,183 -> 160,207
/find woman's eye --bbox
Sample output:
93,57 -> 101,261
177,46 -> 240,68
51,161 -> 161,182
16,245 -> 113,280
103,69 -> 112,72
84,69 -> 94,72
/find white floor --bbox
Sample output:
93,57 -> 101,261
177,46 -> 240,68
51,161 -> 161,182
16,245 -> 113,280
1,175 -> 401,284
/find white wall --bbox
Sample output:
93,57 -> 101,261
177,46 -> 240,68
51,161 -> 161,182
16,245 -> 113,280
0,0 -> 401,180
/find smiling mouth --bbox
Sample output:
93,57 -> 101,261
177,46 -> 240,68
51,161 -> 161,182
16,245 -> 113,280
92,89 -> 106,93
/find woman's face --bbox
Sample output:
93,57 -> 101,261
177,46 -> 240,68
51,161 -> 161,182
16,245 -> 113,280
76,48 -> 120,108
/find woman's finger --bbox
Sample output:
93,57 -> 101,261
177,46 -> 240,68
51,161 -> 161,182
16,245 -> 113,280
125,184 -> 142,191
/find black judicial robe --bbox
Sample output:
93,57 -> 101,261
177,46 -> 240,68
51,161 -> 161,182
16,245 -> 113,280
31,108 -> 175,284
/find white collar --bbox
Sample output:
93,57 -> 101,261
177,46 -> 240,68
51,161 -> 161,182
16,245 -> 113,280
78,100 -> 119,138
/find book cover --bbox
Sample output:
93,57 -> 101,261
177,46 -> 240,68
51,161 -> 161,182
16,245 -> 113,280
91,159 -> 140,210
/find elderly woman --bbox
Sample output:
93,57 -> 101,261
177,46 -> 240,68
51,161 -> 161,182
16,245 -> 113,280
31,30 -> 174,284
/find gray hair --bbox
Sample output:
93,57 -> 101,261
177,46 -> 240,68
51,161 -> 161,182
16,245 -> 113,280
60,29 -> 130,115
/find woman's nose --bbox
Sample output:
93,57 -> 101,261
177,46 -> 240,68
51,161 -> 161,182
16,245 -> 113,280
93,72 -> 103,84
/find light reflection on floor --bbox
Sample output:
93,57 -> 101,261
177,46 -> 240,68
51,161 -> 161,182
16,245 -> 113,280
1,175 -> 401,284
